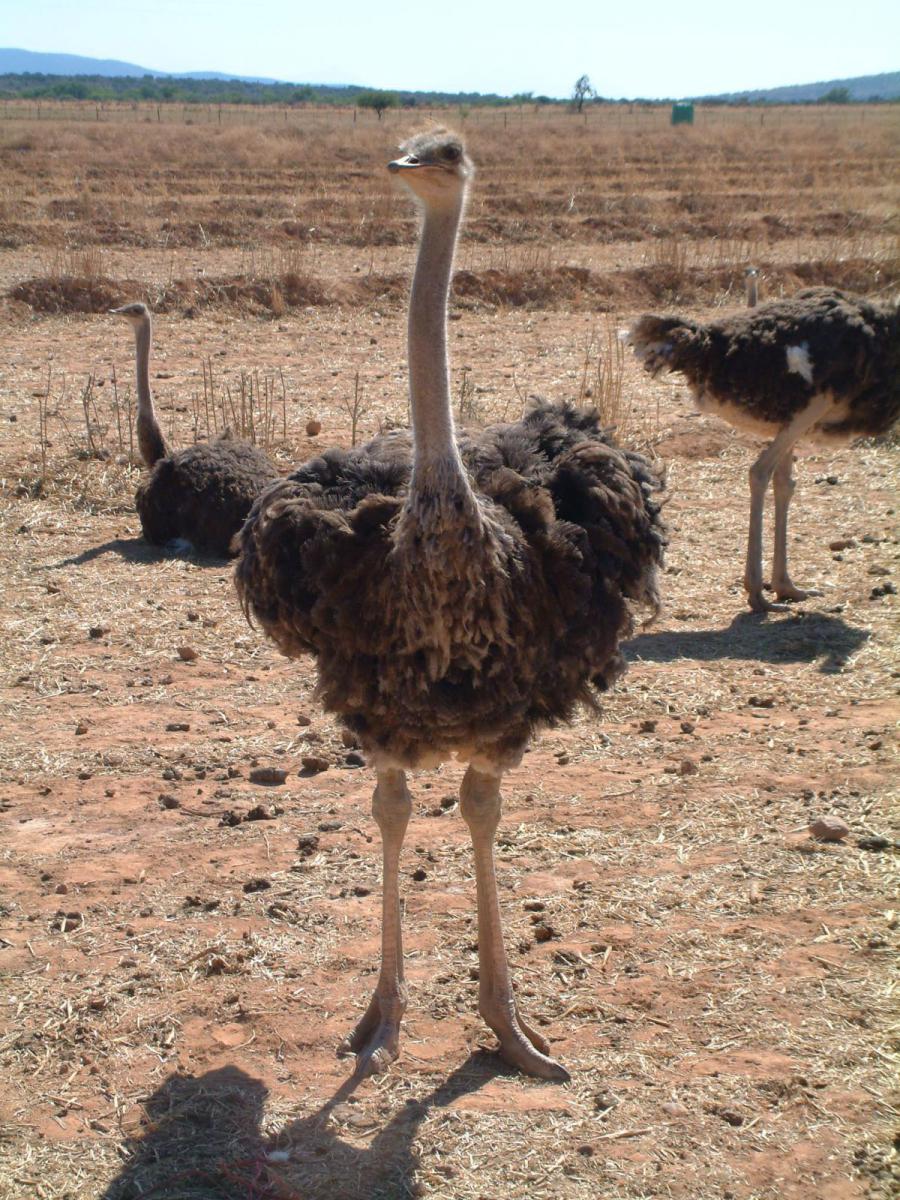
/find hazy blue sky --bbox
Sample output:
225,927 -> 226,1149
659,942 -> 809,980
3,0 -> 898,97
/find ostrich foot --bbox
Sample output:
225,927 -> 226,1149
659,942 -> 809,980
772,582 -> 821,604
337,991 -> 405,1078
747,589 -> 791,614
481,1000 -> 570,1082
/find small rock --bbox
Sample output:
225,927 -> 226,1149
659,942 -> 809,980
679,759 -> 698,776
340,729 -> 360,749
809,816 -> 850,843
680,720 -> 695,734
594,1091 -> 619,1112
412,867 -> 427,882
296,713 -> 312,726
51,911 -> 83,933
639,719 -> 657,733
306,418 -> 322,437
158,793 -> 180,809
54,882 -> 69,895
219,810 -> 242,827
186,611 -> 199,622
523,900 -> 546,912
352,885 -> 371,897
344,752 -> 366,767
296,834 -> 320,855
245,804 -> 278,821
748,695 -> 775,708
661,1101 -> 689,1118
249,766 -> 288,786
166,722 -> 190,732
88,626 -> 108,639
177,646 -> 198,662
828,539 -> 855,551
243,878 -> 271,893
75,723 -> 88,736
717,1107 -> 744,1127
857,835 -> 892,852
533,923 -> 556,943
318,820 -> 342,832
301,755 -> 330,774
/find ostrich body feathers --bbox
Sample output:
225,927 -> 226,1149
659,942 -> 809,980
235,400 -> 665,770
630,288 -> 900,440
138,437 -> 278,557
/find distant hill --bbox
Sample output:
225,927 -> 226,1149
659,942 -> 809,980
0,47 -> 284,85
700,71 -> 900,102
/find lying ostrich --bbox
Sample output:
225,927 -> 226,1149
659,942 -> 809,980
630,288 -> 899,611
235,130 -> 666,1082
112,303 -> 278,557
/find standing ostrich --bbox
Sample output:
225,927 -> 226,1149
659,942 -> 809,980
629,288 -> 899,611
235,130 -> 665,1081
112,303 -> 278,557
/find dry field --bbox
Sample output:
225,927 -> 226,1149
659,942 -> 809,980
0,103 -> 897,1200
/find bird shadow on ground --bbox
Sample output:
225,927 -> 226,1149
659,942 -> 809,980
100,1053 -> 509,1200
625,609 -> 871,674
47,537 -> 231,569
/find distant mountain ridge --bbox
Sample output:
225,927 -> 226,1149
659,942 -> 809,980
699,71 -> 900,102
0,47 -> 286,85
2,48 -> 898,103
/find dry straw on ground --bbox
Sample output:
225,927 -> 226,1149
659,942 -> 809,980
0,102 -> 897,1200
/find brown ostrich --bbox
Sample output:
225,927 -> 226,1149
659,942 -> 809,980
111,303 -> 278,557
629,288 -> 899,611
235,130 -> 666,1081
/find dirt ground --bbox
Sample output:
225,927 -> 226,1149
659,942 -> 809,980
0,104 -> 897,1200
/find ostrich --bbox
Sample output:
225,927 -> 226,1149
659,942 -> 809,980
111,303 -> 278,557
629,288 -> 899,611
235,130 -> 665,1082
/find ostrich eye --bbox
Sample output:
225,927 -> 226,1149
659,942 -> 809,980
443,145 -> 460,162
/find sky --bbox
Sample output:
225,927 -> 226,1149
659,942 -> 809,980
2,0 -> 898,98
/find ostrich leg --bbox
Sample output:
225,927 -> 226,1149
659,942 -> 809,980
460,764 -> 570,1081
744,394 -> 834,613
771,453 -> 819,603
339,768 -> 411,1076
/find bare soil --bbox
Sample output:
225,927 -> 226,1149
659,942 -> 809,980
0,104 -> 897,1200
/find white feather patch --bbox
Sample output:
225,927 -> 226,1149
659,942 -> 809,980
785,343 -> 814,385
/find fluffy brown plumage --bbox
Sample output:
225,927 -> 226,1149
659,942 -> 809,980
112,302 -> 278,557
235,399 -> 665,768
137,436 -> 279,557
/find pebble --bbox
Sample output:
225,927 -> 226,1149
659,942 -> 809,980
177,646 -> 198,662
680,720 -> 695,734
296,713 -> 312,726
306,418 -> 322,436
243,878 -> 271,893
412,867 -> 427,882
533,923 -> 556,943
639,719 -> 657,733
809,816 -> 850,842
296,834 -> 320,855
661,1101 -> 689,1118
344,752 -> 366,767
158,794 -> 180,809
249,766 -> 288,785
88,626 -> 107,639
75,723 -> 88,736
301,755 -> 330,774
679,759 -> 698,776
166,722 -> 190,732
828,538 -> 855,551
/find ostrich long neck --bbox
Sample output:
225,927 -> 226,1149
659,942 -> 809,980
134,318 -> 168,468
407,194 -> 470,496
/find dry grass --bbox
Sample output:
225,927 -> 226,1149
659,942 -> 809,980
0,103 -> 897,1200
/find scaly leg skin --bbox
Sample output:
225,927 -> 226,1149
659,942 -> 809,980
338,768 -> 411,1078
771,454 -> 820,603
742,395 -> 834,613
460,764 -> 570,1082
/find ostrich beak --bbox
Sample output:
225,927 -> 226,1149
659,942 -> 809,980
387,153 -> 423,173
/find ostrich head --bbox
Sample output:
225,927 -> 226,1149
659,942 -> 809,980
111,301 -> 151,326
388,129 -> 472,206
